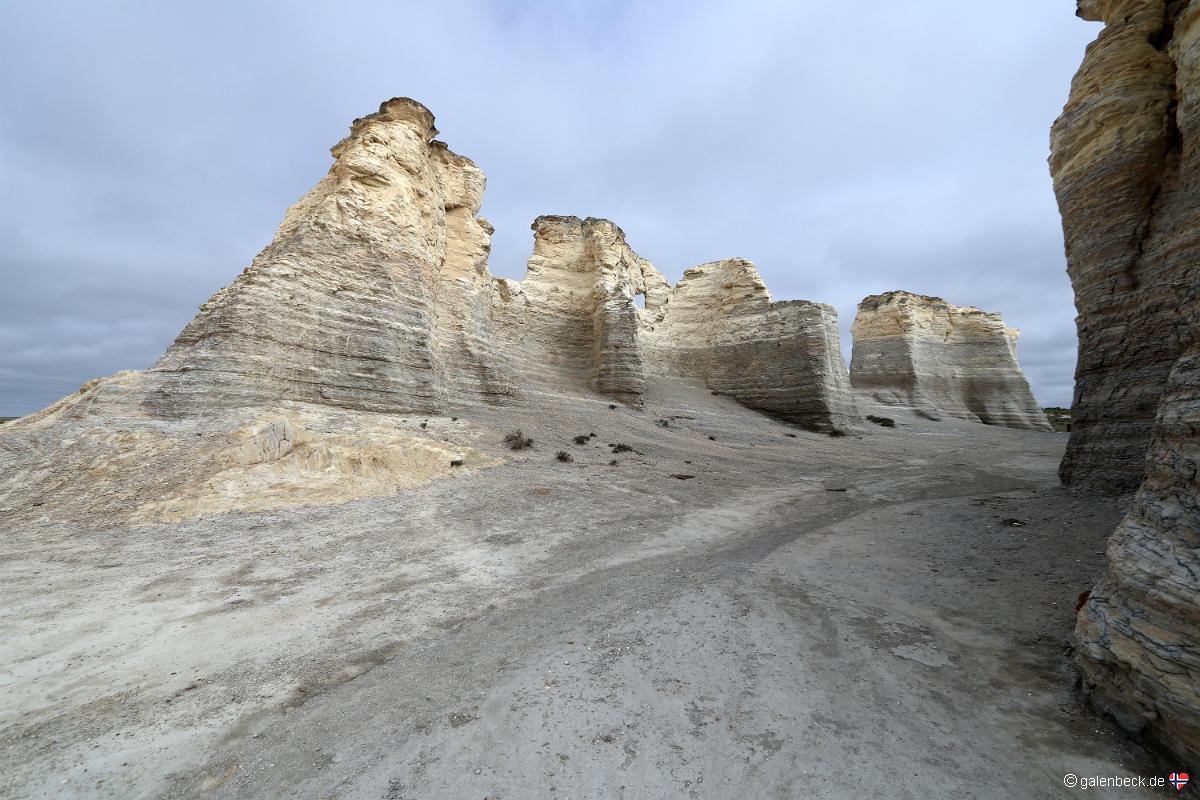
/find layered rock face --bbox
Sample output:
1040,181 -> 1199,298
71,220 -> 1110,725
1051,0 -> 1200,494
0,97 -> 864,525
645,259 -> 859,432
848,292 -> 1051,430
1063,0 -> 1200,764
493,215 -> 669,404
143,101 -> 856,425
1076,319 -> 1200,763
150,98 -> 516,416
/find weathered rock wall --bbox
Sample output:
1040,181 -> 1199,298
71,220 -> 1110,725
149,99 -> 516,417
1065,0 -> 1200,764
0,96 -> 874,526
497,226 -> 858,430
645,259 -> 859,432
56,99 -> 856,427
1076,316 -> 1200,764
848,291 -> 1050,430
1051,0 -> 1200,494
499,215 -> 668,404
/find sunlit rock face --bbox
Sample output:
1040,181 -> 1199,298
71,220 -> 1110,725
0,97 -> 863,526
1058,0 -> 1200,765
1051,0 -> 1200,494
492,215 -> 668,406
151,98 -> 517,416
848,291 -> 1050,430
145,101 -> 859,426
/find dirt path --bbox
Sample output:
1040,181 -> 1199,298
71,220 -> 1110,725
0,389 -> 1163,798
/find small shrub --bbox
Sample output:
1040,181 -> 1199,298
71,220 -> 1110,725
828,429 -> 846,438
866,415 -> 895,428
573,434 -> 591,445
419,422 -> 428,429
450,458 -> 464,467
611,443 -> 634,453
655,419 -> 670,428
504,430 -> 534,450
555,451 -> 573,462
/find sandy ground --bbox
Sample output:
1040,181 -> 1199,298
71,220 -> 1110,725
0,381 -> 1171,798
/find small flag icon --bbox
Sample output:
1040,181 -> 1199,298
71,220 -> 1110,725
1169,772 -> 1189,791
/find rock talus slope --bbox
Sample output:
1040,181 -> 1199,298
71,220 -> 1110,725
1063,0 -> 1200,764
1051,0 -> 1200,494
848,291 -> 1050,430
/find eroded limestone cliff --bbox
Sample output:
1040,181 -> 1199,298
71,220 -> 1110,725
1051,0 -> 1200,494
645,259 -> 859,432
1062,0 -> 1200,764
848,291 -> 1050,430
0,97 -> 861,524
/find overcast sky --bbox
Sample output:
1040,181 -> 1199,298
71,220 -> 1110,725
0,1 -> 1098,415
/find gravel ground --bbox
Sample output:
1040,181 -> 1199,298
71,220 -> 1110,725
0,382 -> 1167,798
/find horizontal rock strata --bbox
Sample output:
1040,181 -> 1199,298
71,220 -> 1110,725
0,97 -> 865,524
1050,0 -> 1200,494
1076,321 -> 1200,764
644,259 -> 859,432
1064,0 -> 1200,765
848,291 -> 1050,430
152,98 -> 516,416
492,215 -> 668,405
143,100 -> 857,428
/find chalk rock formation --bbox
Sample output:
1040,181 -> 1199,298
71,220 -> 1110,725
151,98 -> 516,416
492,215 -> 669,405
1063,0 -> 1200,764
645,259 -> 859,432
1050,0 -> 1200,494
0,379 -> 499,525
848,291 -> 1050,430
143,101 -> 855,425
0,97 -> 862,525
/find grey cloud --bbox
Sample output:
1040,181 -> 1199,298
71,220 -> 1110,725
0,0 -> 1098,415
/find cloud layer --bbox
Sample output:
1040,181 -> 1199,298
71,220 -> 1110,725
0,1 -> 1099,415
